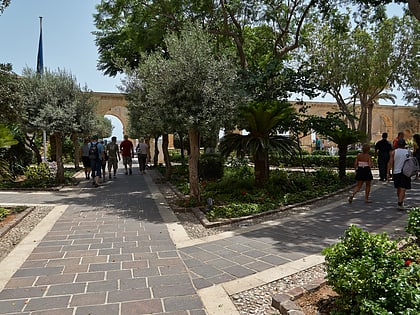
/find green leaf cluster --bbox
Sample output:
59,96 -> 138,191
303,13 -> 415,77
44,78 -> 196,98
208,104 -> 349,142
323,225 -> 420,314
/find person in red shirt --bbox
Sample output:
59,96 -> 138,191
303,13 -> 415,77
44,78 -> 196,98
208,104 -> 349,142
392,132 -> 404,149
120,135 -> 134,175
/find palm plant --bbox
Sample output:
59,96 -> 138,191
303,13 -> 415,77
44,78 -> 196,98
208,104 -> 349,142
219,100 -> 298,187
309,112 -> 365,179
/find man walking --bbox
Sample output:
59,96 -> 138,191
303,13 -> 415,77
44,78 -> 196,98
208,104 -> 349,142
136,137 -> 150,174
107,136 -> 120,179
375,133 -> 392,181
387,139 -> 411,210
89,135 -> 105,187
120,135 -> 134,175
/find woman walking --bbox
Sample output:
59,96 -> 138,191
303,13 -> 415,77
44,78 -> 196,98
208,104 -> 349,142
349,143 -> 373,204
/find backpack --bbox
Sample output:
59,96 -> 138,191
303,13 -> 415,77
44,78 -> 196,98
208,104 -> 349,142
89,142 -> 99,160
402,155 -> 419,177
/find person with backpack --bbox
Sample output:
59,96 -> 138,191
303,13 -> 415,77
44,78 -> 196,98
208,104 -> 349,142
89,135 -> 105,187
387,139 -> 411,210
413,134 -> 420,180
80,138 -> 91,180
107,136 -> 121,179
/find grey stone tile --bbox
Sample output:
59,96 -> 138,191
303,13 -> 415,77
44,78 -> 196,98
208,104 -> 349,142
13,267 -> 63,278
46,283 -> 86,296
23,295 -> 70,312
222,265 -> 255,278
147,274 -> 192,287
120,278 -> 147,290
0,287 -> 47,299
35,274 -> 76,285
0,299 -> 26,313
258,254 -> 290,265
88,262 -> 121,272
120,299 -> 163,315
75,303 -> 119,315
75,271 -> 105,282
69,292 -> 106,307
86,280 -> 118,292
163,295 -> 204,312
152,284 -> 196,298
189,265 -> 223,278
107,287 -> 151,303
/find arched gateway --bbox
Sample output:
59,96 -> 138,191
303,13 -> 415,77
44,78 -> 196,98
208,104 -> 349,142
92,91 -> 420,151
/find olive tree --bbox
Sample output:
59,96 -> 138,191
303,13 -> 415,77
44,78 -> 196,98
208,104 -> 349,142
125,25 -> 240,200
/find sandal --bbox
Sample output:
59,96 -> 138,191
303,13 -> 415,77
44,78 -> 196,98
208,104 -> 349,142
348,195 -> 353,204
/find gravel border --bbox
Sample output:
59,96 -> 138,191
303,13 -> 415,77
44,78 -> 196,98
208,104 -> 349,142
0,206 -> 53,262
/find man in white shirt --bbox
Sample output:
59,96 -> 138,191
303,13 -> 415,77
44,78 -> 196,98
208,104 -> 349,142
387,139 -> 411,210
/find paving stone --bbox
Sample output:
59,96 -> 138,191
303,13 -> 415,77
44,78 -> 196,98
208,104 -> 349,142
74,303 -> 119,315
88,262 -> 121,272
46,283 -> 86,296
69,292 -> 107,307
189,265 -> 223,278
106,269 -> 133,280
152,284 -> 196,298
5,276 -> 37,288
75,271 -> 105,282
35,274 -> 76,285
119,278 -> 147,290
0,286 -> 47,299
163,295 -> 204,312
222,265 -> 255,278
0,299 -> 27,313
30,308 -> 75,315
107,287 -> 151,303
13,267 -> 63,278
86,280 -> 118,293
23,295 -> 71,312
120,299 -> 163,315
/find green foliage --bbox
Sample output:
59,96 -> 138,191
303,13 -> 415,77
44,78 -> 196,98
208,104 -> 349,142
406,207 -> 420,240
162,163 -> 353,221
322,225 -> 420,314
199,154 -> 224,181
22,162 -> 56,188
0,207 -> 10,220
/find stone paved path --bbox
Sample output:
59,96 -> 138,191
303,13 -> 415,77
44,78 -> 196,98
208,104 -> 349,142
0,163 -> 418,315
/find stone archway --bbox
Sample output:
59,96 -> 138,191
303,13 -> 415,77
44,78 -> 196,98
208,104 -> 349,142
92,92 -> 129,136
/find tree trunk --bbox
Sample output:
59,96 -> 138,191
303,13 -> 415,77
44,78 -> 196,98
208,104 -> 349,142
25,133 -> 42,164
72,133 -> 80,170
254,149 -> 269,187
162,133 -> 172,180
153,135 -> 159,167
408,0 -> 420,21
179,132 -> 185,162
338,144 -> 348,179
55,132 -> 65,184
188,128 -> 200,201
367,103 -> 374,142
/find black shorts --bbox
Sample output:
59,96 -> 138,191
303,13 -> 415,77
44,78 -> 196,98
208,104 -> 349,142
393,173 -> 411,190
82,156 -> 91,168
355,167 -> 373,181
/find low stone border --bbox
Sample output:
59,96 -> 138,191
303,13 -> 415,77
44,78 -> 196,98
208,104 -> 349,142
271,277 -> 327,315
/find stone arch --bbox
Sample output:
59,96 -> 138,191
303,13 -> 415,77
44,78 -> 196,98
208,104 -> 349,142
92,92 -> 129,136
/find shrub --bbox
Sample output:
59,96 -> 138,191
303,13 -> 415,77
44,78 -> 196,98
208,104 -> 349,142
22,162 -> 55,187
406,207 -> 420,241
323,225 -> 420,314
199,153 -> 224,180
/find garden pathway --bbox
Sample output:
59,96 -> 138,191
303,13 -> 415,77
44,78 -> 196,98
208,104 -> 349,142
0,163 -> 417,315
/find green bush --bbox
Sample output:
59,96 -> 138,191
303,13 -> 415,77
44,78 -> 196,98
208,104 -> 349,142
323,225 -> 420,314
23,162 -> 55,187
199,153 -> 224,180
406,207 -> 420,241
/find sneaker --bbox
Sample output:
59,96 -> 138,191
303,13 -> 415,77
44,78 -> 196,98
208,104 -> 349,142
94,183 -> 99,188
397,202 -> 404,210
348,195 -> 353,204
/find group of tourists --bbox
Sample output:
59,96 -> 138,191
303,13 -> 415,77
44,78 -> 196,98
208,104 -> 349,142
80,135 -> 150,187
348,132 -> 420,210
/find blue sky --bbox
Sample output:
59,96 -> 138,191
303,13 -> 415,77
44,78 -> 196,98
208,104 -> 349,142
0,1 -> 124,139
0,0 -> 122,92
0,1 -> 408,110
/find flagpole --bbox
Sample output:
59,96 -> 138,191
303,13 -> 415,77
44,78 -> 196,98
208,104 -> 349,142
37,16 -> 47,162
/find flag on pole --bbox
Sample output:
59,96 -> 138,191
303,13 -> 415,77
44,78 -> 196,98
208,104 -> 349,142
37,17 -> 43,76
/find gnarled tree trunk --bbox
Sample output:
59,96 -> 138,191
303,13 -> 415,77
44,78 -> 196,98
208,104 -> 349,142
188,128 -> 200,201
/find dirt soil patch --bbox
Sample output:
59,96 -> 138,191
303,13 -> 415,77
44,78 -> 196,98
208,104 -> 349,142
295,285 -> 339,315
